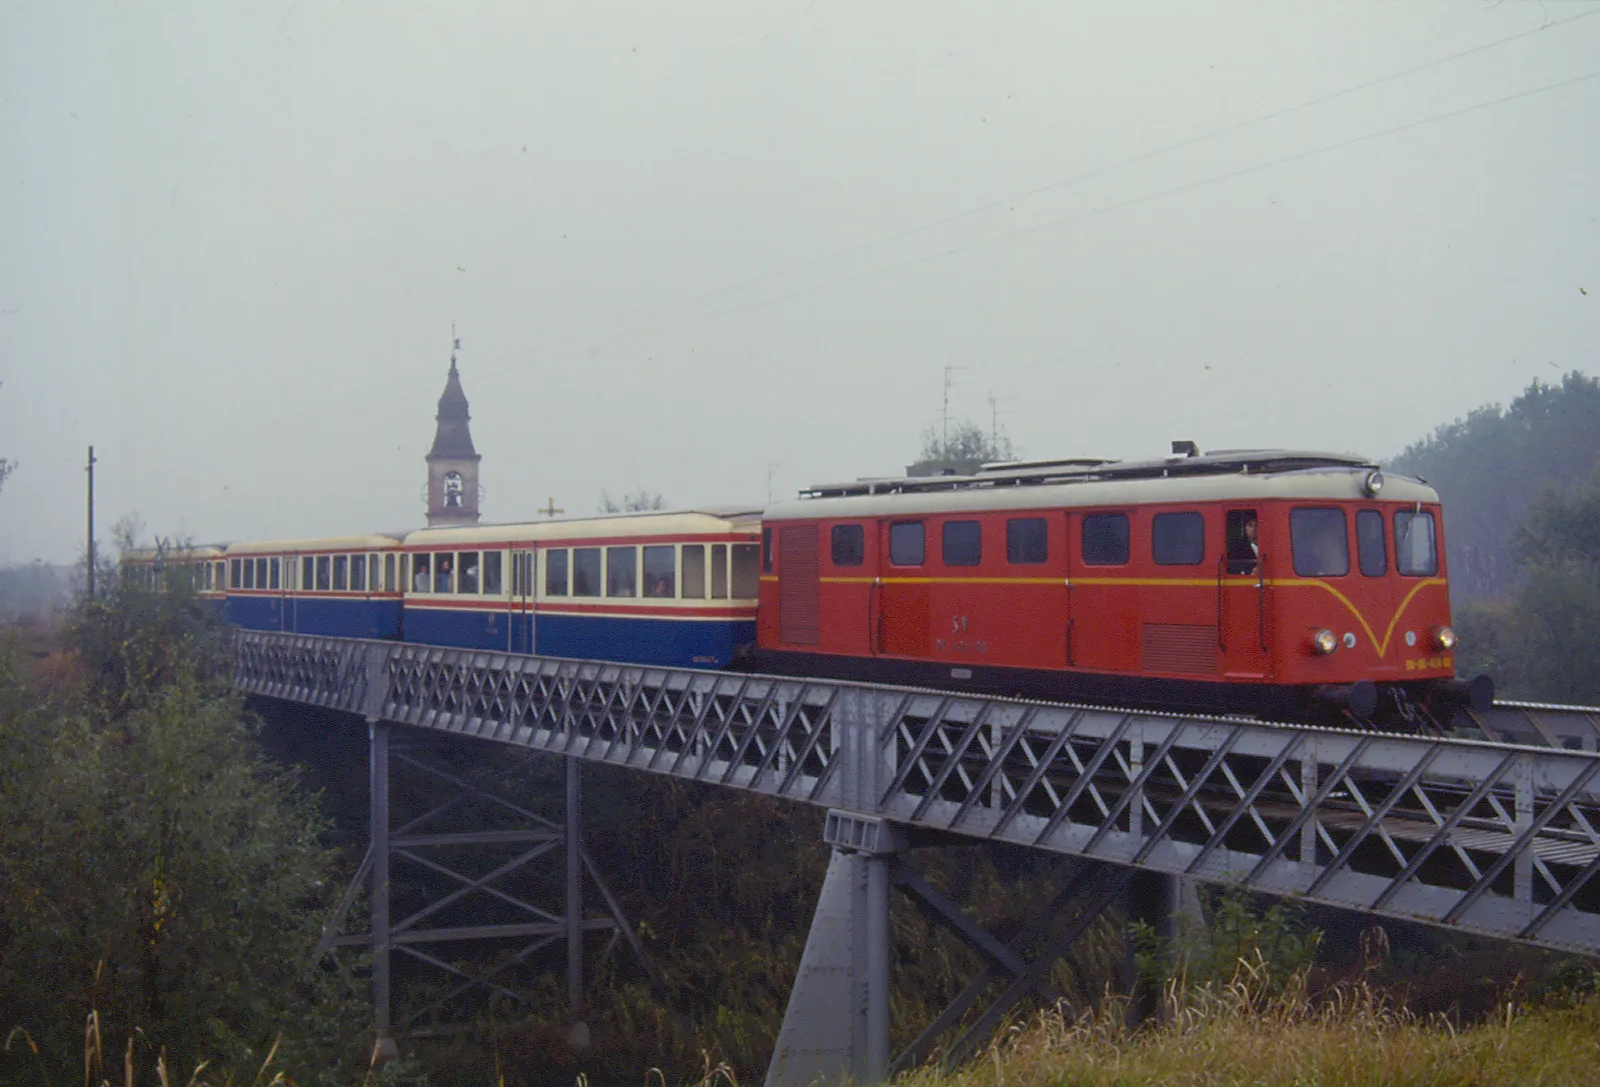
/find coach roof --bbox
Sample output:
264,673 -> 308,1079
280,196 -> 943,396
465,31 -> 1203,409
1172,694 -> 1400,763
402,508 -> 764,549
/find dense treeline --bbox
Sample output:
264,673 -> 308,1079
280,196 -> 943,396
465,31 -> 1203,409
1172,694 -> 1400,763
1387,372 -> 1600,703
1390,372 -> 1600,601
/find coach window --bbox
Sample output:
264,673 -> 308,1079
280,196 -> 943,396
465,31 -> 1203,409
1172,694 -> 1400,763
573,548 -> 601,596
332,555 -> 348,591
1394,510 -> 1438,577
943,521 -> 982,567
1152,511 -> 1205,566
762,527 -> 773,573
732,544 -> 761,597
203,564 -> 212,591
1081,513 -> 1130,566
230,559 -> 241,589
369,555 -> 380,591
435,554 -> 455,593
681,544 -> 706,598
889,521 -> 925,566
270,558 -> 281,590
483,551 -> 503,595
607,547 -> 637,597
711,544 -> 729,599
384,554 -> 396,592
643,545 -> 675,598
311,555 -> 328,592
242,559 -> 255,590
460,551 -> 480,594
255,557 -> 269,588
548,549 -> 573,596
831,524 -> 864,566
351,554 -> 367,592
1356,510 -> 1387,577
1290,508 -> 1349,577
214,562 -> 223,590
411,554 -> 430,593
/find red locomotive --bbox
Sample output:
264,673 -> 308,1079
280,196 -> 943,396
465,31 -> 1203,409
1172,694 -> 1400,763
753,447 -> 1492,726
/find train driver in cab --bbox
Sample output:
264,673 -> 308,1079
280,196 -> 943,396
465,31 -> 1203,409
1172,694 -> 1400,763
1227,511 -> 1259,575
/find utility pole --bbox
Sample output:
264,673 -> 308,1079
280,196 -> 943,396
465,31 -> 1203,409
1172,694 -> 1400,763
85,446 -> 96,598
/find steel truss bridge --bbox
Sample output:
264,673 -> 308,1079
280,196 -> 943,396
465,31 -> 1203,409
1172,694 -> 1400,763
231,631 -> 1600,1087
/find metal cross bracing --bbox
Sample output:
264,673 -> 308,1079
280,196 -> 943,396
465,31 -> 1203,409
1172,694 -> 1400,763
231,631 -> 1600,957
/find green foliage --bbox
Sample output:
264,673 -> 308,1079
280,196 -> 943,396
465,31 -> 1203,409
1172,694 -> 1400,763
1390,372 -> 1600,600
0,580 -> 363,1084
909,419 -> 1013,477
1133,888 -> 1321,1001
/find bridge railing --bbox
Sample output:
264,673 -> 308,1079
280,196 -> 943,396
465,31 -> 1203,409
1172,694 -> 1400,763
232,631 -> 1600,956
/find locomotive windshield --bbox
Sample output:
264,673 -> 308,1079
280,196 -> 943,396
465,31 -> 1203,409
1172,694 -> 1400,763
1395,510 -> 1439,576
1290,508 -> 1350,577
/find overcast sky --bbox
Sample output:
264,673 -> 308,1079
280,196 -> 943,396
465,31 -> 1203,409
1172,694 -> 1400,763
2,1 -> 1597,563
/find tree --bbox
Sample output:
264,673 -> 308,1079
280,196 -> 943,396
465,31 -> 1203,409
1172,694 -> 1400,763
599,487 -> 667,513
0,570 -> 360,1081
907,419 -> 1014,477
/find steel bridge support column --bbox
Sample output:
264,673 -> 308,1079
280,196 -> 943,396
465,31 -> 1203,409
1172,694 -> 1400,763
766,813 -> 901,1087
369,717 -> 398,1060
1124,869 -> 1179,1025
565,756 -> 584,1021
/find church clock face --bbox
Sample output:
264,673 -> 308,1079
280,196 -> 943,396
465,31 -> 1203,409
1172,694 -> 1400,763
443,471 -> 464,508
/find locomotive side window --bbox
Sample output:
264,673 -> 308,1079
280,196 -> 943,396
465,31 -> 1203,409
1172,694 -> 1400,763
731,544 -> 761,597
547,549 -> 572,596
681,544 -> 706,598
483,551 -> 503,595
333,555 -> 349,591
643,545 -> 676,597
606,547 -> 637,597
711,544 -> 729,599
1225,510 -> 1258,574
831,524 -> 865,566
1006,518 -> 1048,564
1081,513 -> 1130,566
1357,510 -> 1387,577
1152,512 -> 1205,566
1290,508 -> 1349,577
762,527 -> 773,573
1394,510 -> 1438,576
889,521 -> 925,566
942,521 -> 982,566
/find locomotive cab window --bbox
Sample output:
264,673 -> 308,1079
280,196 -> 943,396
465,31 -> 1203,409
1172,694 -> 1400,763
1357,510 -> 1387,577
1152,512 -> 1205,565
1394,510 -> 1438,576
889,521 -> 925,566
643,545 -> 675,598
1225,511 -> 1258,575
831,524 -> 864,567
1006,518 -> 1047,564
1081,513 -> 1130,566
942,521 -> 981,566
1291,508 -> 1349,577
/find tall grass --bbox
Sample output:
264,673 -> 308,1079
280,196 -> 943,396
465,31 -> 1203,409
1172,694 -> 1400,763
898,955 -> 1600,1087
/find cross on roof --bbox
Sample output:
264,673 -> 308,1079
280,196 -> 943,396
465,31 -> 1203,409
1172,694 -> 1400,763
539,497 -> 564,518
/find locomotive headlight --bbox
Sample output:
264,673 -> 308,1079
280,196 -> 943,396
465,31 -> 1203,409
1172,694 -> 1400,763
1433,626 -> 1457,651
1311,629 -> 1339,655
1363,470 -> 1385,497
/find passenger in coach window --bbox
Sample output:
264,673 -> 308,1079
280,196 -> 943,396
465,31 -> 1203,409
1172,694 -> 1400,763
436,558 -> 453,593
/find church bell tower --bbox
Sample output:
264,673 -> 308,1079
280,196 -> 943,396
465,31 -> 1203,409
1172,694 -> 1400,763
425,336 -> 481,527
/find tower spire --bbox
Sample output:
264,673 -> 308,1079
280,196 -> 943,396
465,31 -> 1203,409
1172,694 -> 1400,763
425,329 -> 481,526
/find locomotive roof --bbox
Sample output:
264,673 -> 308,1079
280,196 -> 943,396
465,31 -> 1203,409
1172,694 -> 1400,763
226,533 -> 405,555
401,507 -> 764,548
768,451 -> 1438,520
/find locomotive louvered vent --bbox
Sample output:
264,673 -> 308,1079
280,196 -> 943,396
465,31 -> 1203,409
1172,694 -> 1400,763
1140,623 -> 1219,675
779,526 -> 821,645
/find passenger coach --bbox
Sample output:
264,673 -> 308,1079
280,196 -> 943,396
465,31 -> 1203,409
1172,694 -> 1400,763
754,449 -> 1488,725
225,534 -> 405,638
401,509 -> 763,667
121,545 -> 228,611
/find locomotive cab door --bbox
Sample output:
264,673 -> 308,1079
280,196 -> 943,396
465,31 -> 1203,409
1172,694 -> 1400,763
1219,508 -> 1269,678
